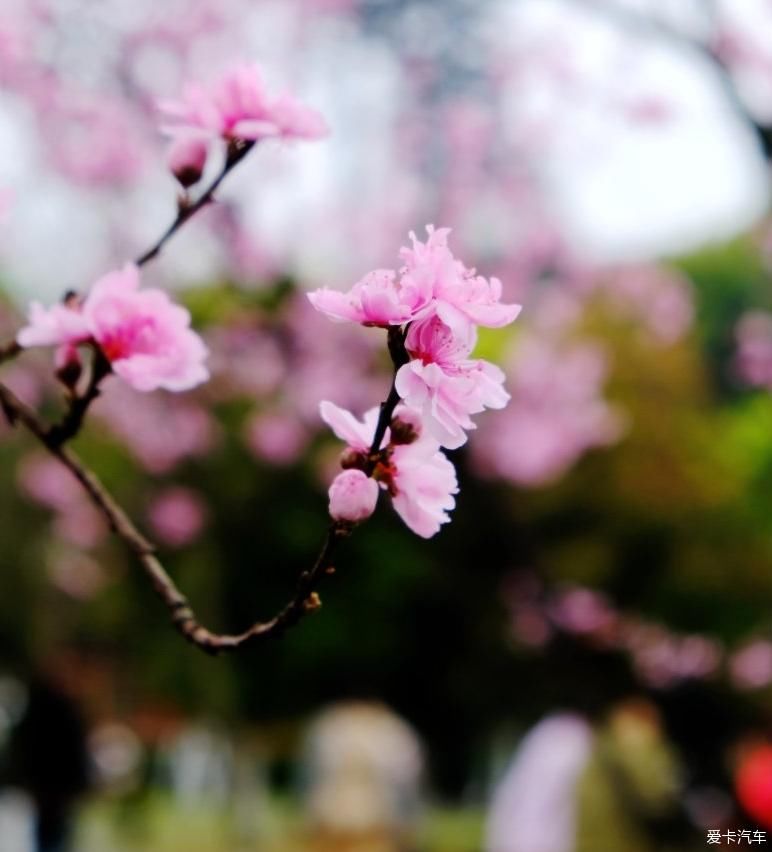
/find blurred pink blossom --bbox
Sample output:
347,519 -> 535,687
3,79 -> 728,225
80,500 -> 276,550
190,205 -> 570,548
94,386 -> 218,474
245,411 -> 309,466
729,640 -> 772,690
735,311 -> 772,389
18,454 -> 107,548
473,336 -> 623,486
159,63 -> 328,142
549,586 -> 617,636
147,487 -> 208,548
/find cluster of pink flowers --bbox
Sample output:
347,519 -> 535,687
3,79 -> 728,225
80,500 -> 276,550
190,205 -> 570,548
310,227 -> 520,537
17,264 -> 209,393
160,63 -> 328,188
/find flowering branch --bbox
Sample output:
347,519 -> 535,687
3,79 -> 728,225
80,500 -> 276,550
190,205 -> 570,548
0,65 -> 520,654
0,377 -> 353,653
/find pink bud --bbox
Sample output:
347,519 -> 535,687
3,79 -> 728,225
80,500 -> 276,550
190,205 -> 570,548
167,136 -> 208,188
328,469 -> 378,523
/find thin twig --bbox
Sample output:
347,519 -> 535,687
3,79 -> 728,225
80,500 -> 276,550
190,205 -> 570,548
135,138 -> 255,267
368,325 -> 410,458
0,340 -> 20,365
46,347 -> 111,448
0,378 -> 351,654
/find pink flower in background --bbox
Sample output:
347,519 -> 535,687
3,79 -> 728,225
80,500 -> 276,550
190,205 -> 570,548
319,401 -> 458,538
45,95 -> 146,187
245,411 -> 309,466
328,469 -> 379,522
18,454 -> 107,548
94,388 -> 218,474
18,264 -> 209,393
159,64 -> 328,142
396,315 -> 509,448
472,336 -> 623,486
729,640 -> 772,691
735,311 -> 772,389
147,487 -> 208,548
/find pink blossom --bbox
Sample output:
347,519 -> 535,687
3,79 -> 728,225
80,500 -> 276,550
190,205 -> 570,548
308,227 -> 520,333
17,300 -> 90,349
399,226 -> 521,332
328,469 -> 379,523
319,400 -> 387,452
147,487 -> 208,548
389,435 -> 458,538
308,270 -> 425,327
395,315 -> 509,448
319,401 -> 458,538
18,265 -> 209,393
159,64 -> 328,142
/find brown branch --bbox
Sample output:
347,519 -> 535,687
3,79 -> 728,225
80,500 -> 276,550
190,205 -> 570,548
46,346 -> 111,447
0,378 -> 351,654
135,138 -> 255,267
0,339 -> 20,365
368,325 -> 410,459
0,135 -> 410,655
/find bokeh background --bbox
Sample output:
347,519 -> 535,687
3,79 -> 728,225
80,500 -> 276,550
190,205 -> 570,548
2,0 -> 772,850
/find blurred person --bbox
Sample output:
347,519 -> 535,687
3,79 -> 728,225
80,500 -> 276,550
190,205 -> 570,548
300,701 -> 423,851
484,713 -> 593,852
7,675 -> 90,852
485,702 -> 684,852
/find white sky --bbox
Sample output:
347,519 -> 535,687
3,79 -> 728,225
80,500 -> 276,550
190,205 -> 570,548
0,0 -> 770,299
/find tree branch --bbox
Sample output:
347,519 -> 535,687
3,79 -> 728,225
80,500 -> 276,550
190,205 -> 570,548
368,325 -> 410,459
46,347 -> 111,447
0,378 -> 351,654
135,138 -> 255,268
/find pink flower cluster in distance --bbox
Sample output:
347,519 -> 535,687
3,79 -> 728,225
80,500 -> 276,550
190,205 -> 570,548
160,64 -> 328,187
17,264 -> 208,393
310,227 -> 521,537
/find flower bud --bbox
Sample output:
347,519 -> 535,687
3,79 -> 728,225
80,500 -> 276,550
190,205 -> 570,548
390,407 -> 422,445
167,136 -> 208,188
340,447 -> 367,471
54,344 -> 82,390
328,469 -> 378,523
